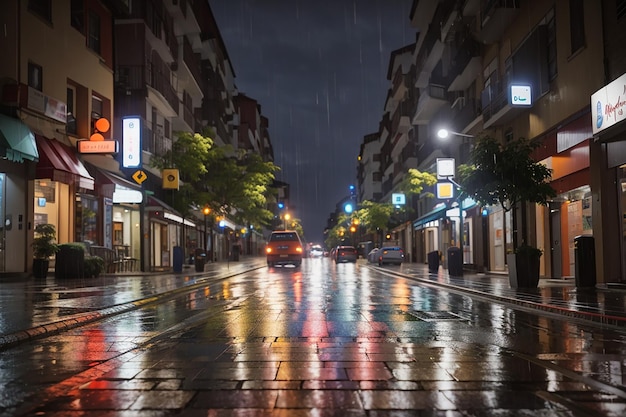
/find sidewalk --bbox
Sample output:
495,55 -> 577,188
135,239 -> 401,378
1,258 -> 625,350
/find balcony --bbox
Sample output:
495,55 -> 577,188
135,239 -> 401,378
410,0 -> 439,31
479,0 -> 520,44
391,100 -> 412,135
391,67 -> 408,101
115,64 -> 179,117
182,36 -> 204,91
447,35 -> 482,92
412,83 -> 448,125
142,124 -> 172,157
401,143 -> 417,167
415,27 -> 444,89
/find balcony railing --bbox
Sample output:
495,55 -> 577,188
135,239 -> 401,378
116,64 -> 179,115
147,63 -> 179,113
183,35 -> 204,90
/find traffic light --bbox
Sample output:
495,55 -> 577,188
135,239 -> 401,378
277,201 -> 285,210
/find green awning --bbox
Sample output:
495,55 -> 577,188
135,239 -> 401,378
0,113 -> 38,162
413,205 -> 447,229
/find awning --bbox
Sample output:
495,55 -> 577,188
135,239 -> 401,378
413,205 -> 447,229
35,135 -> 94,190
0,113 -> 38,162
147,196 -> 196,227
90,166 -> 142,203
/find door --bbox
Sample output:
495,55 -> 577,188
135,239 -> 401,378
0,174 -> 5,271
550,202 -> 562,279
620,178 -> 626,282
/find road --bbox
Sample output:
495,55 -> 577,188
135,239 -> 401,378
2,258 -> 626,416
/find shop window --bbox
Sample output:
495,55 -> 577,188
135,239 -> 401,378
28,0 -> 51,23
35,180 -> 56,204
75,196 -> 99,245
28,62 -> 43,91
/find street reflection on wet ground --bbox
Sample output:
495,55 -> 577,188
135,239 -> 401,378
2,258 -> 626,415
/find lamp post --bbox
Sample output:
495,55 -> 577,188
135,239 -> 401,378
284,213 -> 291,230
202,206 -> 211,252
436,128 -> 476,265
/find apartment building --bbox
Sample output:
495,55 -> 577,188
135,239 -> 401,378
358,0 -> 623,282
0,0 -> 125,275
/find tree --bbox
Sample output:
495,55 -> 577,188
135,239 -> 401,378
458,135 -> 555,250
150,130 -> 280,229
397,168 -> 437,197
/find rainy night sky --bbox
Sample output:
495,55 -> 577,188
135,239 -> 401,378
210,0 -> 414,243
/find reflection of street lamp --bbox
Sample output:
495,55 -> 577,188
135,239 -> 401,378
284,213 -> 291,230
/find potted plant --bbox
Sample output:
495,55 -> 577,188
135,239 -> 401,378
32,223 -> 59,279
84,255 -> 105,278
55,242 -> 86,279
458,135 -> 555,288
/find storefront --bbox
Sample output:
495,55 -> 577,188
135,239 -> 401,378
0,113 -> 39,274
34,135 -> 95,246
590,74 -> 626,283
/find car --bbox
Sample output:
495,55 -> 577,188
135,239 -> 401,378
265,230 -> 303,267
377,246 -> 404,265
334,245 -> 357,263
310,245 -> 324,258
367,248 -> 380,263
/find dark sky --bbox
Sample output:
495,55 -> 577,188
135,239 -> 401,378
209,0 -> 414,243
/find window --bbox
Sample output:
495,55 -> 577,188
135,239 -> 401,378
28,62 -> 43,91
569,0 -> 585,54
67,86 -> 76,134
546,8 -> 557,80
87,11 -> 101,54
28,0 -> 51,22
71,0 -> 84,32
619,0 -> 626,20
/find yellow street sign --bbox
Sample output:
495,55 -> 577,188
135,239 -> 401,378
132,170 -> 147,184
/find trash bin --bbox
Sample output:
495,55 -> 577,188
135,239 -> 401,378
231,244 -> 240,262
447,246 -> 463,276
574,235 -> 596,288
194,248 -> 206,272
173,246 -> 183,273
427,250 -> 439,273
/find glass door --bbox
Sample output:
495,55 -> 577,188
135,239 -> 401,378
0,174 -> 5,271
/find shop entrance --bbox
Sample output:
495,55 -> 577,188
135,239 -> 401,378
619,178 -> 626,282
0,173 -> 5,271
549,202 -> 562,278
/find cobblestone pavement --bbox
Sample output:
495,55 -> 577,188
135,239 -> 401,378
1,258 -> 626,416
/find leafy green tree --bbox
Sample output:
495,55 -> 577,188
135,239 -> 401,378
397,168 -> 437,197
458,135 -> 555,249
150,130 -> 280,229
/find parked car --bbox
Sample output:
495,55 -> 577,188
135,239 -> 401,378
377,246 -> 404,266
310,245 -> 324,258
334,245 -> 357,263
367,248 -> 380,263
265,230 -> 303,267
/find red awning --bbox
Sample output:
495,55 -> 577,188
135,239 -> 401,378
35,135 -> 94,190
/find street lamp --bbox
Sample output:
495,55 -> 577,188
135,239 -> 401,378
284,213 -> 291,230
437,128 -> 475,139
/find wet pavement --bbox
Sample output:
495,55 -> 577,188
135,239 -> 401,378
2,258 -> 625,349
1,258 -> 626,416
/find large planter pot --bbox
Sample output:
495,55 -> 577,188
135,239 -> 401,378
55,244 -> 85,279
507,253 -> 540,288
32,258 -> 49,279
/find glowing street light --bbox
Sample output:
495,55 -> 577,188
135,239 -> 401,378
284,213 -> 291,230
437,128 -> 475,140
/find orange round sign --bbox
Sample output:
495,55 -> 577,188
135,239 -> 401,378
89,133 -> 105,141
94,117 -> 110,133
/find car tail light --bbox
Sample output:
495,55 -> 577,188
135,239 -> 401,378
266,247 -> 272,254
296,247 -> 303,253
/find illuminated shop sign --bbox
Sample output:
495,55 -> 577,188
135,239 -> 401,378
122,116 -> 141,168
